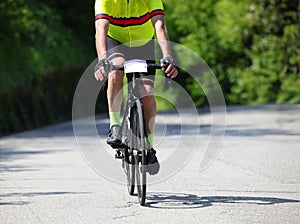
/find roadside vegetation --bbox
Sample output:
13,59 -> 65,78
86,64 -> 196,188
1,0 -> 299,135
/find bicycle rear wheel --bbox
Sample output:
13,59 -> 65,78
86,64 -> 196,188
132,101 -> 147,206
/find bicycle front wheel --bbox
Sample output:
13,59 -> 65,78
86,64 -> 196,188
132,101 -> 147,206
125,156 -> 135,196
120,103 -> 135,196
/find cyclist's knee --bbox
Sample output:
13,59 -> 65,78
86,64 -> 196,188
108,70 -> 124,84
140,80 -> 154,98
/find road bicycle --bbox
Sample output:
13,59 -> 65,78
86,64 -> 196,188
112,59 -> 167,206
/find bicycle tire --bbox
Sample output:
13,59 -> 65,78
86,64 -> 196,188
132,101 -> 147,206
120,104 -> 135,196
125,153 -> 135,195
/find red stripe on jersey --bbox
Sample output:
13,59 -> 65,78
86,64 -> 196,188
95,9 -> 164,27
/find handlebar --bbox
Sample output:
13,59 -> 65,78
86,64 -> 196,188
111,63 -> 162,71
111,63 -> 171,89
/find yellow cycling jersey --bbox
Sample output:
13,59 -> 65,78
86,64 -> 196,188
95,0 -> 164,47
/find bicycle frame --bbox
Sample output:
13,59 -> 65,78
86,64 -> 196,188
120,72 -> 150,150
112,60 -> 164,205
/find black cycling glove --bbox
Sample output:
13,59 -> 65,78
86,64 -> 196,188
95,58 -> 111,76
160,56 -> 176,69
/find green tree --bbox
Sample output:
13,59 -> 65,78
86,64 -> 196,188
230,0 -> 300,104
163,0 -> 299,105
0,0 -> 95,135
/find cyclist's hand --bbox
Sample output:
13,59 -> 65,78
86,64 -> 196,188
94,58 -> 111,81
160,57 -> 178,79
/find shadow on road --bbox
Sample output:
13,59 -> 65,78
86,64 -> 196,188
0,147 -> 69,166
146,192 -> 300,209
0,148 -> 60,160
0,191 -> 90,206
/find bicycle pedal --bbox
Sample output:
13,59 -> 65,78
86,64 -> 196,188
115,150 -> 123,159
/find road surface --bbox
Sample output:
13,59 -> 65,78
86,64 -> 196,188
1,104 -> 300,223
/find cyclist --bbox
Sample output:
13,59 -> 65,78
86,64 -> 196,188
94,0 -> 178,175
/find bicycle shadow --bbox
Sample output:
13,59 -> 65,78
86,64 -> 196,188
145,192 -> 300,209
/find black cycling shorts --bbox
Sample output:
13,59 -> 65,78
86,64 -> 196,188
106,36 -> 156,81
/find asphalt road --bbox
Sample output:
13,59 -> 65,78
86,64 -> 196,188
1,104 -> 300,224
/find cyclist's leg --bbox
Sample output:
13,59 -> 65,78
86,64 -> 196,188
106,36 -> 126,146
107,36 -> 125,127
139,81 -> 156,147
107,57 -> 124,122
140,82 -> 160,175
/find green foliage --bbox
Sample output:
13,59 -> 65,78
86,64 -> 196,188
230,0 -> 300,104
0,0 -> 92,92
164,0 -> 299,106
0,0 -> 95,135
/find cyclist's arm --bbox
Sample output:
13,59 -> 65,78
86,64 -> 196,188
95,19 -> 109,80
151,14 -> 171,58
152,15 -> 178,78
95,19 -> 109,60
